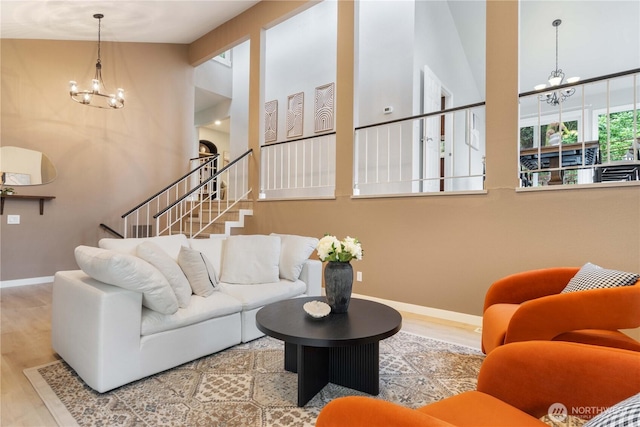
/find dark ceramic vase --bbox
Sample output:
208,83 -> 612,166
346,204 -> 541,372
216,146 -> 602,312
324,261 -> 353,313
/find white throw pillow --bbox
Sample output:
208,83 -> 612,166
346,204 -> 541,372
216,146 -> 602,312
98,234 -> 189,260
136,241 -> 192,308
74,245 -> 179,315
271,233 -> 318,281
220,235 -> 281,284
177,246 -> 218,297
189,237 -> 226,282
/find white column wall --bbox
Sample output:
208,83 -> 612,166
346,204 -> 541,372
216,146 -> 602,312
230,40 -> 251,157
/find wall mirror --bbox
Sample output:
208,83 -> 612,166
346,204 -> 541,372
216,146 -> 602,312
0,146 -> 57,186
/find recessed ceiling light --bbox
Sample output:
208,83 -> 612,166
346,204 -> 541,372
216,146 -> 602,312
214,120 -> 222,126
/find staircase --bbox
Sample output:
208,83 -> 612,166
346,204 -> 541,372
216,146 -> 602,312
116,150 -> 254,239
178,200 -> 253,238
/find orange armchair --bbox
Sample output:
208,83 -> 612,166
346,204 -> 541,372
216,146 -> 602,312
481,267 -> 640,354
316,341 -> 640,427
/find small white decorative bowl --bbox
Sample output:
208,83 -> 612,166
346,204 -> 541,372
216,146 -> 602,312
303,300 -> 331,319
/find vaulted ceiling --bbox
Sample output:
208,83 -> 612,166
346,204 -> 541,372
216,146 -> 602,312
0,1 -> 260,44
2,1 -> 637,102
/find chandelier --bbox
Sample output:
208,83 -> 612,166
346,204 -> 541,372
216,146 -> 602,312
69,14 -> 124,109
534,19 -> 579,106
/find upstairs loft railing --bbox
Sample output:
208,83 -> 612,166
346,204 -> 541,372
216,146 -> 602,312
260,133 -> 336,199
519,68 -> 639,188
119,150 -> 251,238
354,102 -> 486,196
152,149 -> 253,238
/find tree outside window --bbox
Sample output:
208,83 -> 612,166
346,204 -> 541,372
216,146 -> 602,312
598,110 -> 638,162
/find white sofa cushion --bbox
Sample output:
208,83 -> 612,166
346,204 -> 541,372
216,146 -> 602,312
98,234 -> 189,260
220,235 -> 281,284
218,279 -> 306,311
189,237 -> 225,282
271,233 -> 319,281
178,246 -> 218,297
74,245 -> 179,315
141,292 -> 243,336
136,241 -> 192,308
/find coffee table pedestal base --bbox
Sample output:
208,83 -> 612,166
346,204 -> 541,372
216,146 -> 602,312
285,342 -> 379,406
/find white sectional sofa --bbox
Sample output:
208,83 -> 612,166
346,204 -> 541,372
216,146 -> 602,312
52,233 -> 321,393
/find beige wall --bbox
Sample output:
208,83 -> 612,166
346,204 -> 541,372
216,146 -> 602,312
192,0 -> 640,317
1,39 -> 194,281
2,1 -> 639,322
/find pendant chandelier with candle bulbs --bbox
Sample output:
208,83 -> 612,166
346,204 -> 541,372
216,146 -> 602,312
69,14 -> 124,109
534,19 -> 580,106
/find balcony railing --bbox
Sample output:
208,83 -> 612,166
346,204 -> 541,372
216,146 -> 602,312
519,68 -> 639,188
354,103 -> 486,196
260,133 -> 336,199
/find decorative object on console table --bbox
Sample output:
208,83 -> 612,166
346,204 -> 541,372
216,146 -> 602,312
2,187 -> 15,195
316,235 -> 363,313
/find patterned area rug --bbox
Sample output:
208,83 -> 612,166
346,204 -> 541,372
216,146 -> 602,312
25,332 -> 484,427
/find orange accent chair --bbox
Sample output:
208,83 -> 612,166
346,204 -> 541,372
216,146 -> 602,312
482,267 -> 640,354
316,341 -> 640,427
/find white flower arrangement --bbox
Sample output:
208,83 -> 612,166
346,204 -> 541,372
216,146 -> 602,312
317,234 -> 363,262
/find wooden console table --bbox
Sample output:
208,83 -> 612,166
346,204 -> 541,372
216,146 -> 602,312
0,195 -> 55,215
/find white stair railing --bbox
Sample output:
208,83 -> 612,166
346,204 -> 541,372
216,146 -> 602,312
153,149 -> 253,238
121,155 -> 218,238
120,150 -> 252,238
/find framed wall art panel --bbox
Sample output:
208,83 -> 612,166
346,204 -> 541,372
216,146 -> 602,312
287,92 -> 304,138
314,82 -> 335,133
265,100 -> 278,143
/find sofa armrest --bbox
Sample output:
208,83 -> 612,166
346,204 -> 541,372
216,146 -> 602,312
477,341 -> 640,420
483,267 -> 579,312
505,283 -> 640,344
299,259 -> 322,296
52,270 -> 143,392
316,396 -> 456,427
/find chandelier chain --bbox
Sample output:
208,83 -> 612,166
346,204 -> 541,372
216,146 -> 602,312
96,15 -> 101,66
555,21 -> 559,73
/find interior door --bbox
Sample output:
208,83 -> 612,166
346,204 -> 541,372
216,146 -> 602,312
423,65 -> 442,192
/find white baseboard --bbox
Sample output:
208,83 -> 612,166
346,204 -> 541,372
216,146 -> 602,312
352,292 -> 482,327
0,276 -> 54,288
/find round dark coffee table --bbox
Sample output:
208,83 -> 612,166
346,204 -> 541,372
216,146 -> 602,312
256,297 -> 402,406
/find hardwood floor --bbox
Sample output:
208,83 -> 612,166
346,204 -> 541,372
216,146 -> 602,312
1,283 -> 60,426
0,283 -> 481,427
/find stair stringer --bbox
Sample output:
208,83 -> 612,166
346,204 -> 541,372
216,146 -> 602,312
208,208 -> 253,237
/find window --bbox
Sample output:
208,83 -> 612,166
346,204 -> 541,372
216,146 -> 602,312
520,119 -> 579,150
594,107 -> 639,163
